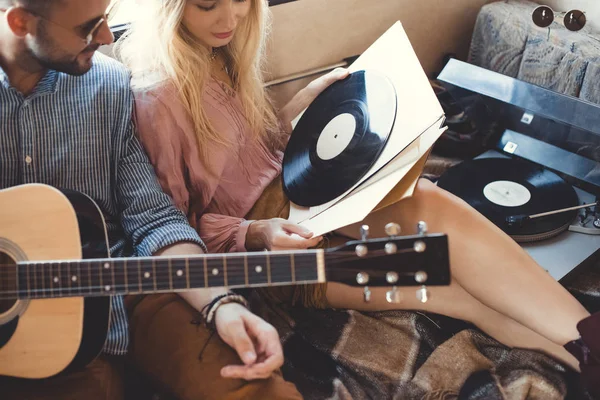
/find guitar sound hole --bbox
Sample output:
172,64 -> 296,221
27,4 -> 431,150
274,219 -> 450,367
0,300 -> 17,315
0,252 -> 18,315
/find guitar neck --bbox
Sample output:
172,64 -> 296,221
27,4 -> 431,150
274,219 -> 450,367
15,250 -> 325,300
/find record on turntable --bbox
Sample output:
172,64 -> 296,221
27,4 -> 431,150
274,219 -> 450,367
437,158 -> 579,242
282,69 -> 397,207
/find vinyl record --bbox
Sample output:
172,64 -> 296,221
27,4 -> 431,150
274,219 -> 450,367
437,158 -> 579,241
282,69 -> 397,207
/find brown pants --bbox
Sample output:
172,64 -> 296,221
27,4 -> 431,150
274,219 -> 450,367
1,294 -> 303,400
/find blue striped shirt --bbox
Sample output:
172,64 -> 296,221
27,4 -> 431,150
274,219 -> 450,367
0,53 -> 206,355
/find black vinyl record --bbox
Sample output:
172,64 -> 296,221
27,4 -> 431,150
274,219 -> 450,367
437,158 -> 579,241
282,70 -> 397,207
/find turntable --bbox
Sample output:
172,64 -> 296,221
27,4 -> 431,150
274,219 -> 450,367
436,59 -> 600,281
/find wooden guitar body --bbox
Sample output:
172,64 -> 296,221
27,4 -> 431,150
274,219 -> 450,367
0,185 -> 110,379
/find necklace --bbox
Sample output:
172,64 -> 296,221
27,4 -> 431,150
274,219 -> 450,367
210,49 -> 230,74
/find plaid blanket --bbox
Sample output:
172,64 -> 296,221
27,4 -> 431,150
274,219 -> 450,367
251,293 -> 594,400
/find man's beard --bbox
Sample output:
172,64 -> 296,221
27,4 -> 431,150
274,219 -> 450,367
26,26 -> 99,76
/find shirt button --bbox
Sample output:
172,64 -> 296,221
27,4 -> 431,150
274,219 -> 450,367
25,155 -> 32,164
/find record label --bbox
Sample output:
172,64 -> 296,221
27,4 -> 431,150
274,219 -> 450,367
483,180 -> 531,207
316,113 -> 356,161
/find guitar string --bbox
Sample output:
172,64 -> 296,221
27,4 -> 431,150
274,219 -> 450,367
0,247 -> 416,271
0,255 -> 416,291
0,252 -> 368,286
0,252 -> 345,295
0,251 -> 425,298
0,248 -> 411,277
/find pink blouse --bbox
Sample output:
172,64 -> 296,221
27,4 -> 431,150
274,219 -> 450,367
134,79 -> 283,253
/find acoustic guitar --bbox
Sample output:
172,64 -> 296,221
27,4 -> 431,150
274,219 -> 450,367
0,184 -> 450,379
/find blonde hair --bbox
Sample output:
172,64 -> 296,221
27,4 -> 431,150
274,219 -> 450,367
115,0 -> 281,167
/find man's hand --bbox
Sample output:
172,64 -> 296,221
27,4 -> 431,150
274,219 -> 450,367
216,303 -> 284,380
156,242 -> 284,380
279,68 -> 350,134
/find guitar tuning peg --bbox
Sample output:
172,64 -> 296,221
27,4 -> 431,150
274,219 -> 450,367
415,271 -> 428,284
385,242 -> 398,254
355,244 -> 368,257
386,286 -> 402,303
413,240 -> 426,253
360,225 -> 370,241
416,285 -> 430,303
384,222 -> 401,237
363,286 -> 372,302
417,221 -> 428,235
356,272 -> 370,285
386,272 -> 399,284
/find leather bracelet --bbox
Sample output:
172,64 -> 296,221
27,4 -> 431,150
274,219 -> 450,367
201,294 -> 228,318
203,293 -> 249,329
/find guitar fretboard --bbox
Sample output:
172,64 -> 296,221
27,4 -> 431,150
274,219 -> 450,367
15,251 -> 323,299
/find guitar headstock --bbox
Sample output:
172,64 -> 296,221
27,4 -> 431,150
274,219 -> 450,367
324,221 -> 450,304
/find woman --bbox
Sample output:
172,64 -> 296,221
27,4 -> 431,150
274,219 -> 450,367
116,0 -> 599,395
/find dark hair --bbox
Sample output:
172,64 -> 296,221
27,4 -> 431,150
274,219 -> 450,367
0,0 -> 62,14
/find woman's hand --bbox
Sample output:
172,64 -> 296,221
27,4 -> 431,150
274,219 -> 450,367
215,303 -> 284,380
246,218 -> 323,251
279,68 -> 350,134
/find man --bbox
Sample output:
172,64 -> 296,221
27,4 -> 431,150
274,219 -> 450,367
0,1 -> 301,398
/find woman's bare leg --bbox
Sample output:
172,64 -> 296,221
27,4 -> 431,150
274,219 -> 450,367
327,280 -> 579,369
327,179 -> 589,361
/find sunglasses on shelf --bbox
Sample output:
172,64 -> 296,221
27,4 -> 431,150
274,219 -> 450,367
532,5 -> 587,32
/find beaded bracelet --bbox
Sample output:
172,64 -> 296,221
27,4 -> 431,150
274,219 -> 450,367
203,292 -> 249,329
